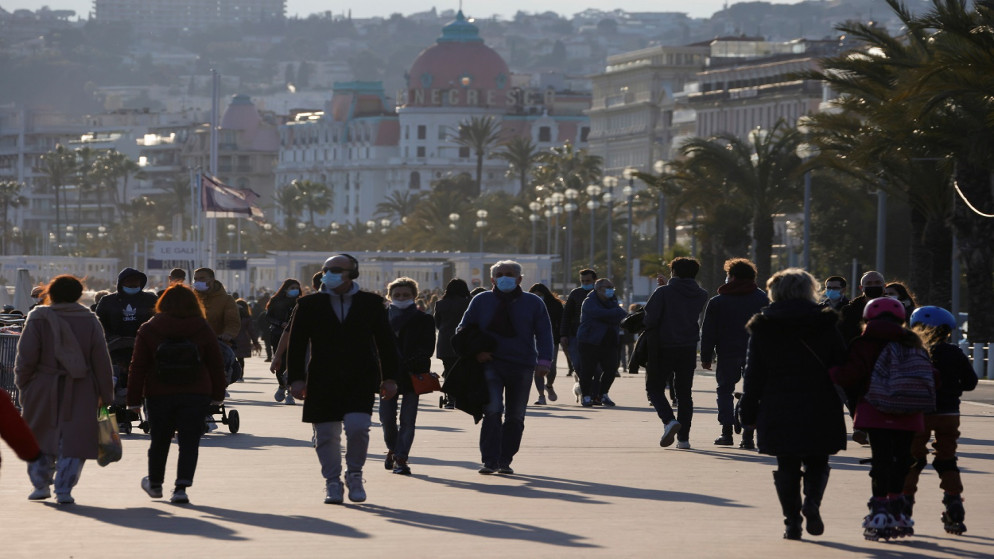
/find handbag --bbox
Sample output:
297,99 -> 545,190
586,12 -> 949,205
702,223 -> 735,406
410,372 -> 442,395
96,406 -> 123,467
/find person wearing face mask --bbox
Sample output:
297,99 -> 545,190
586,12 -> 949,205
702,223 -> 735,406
885,282 -> 917,317
576,278 -> 627,407
456,260 -> 554,475
266,278 -> 303,405
840,271 -> 886,345
191,267 -> 241,345
379,277 -> 435,476
29,286 -> 46,311
560,269 -> 597,379
286,254 -> 400,504
95,267 -> 160,341
820,276 -> 850,311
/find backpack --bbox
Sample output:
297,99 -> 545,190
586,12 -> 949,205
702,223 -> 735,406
865,341 -> 936,414
155,337 -> 202,385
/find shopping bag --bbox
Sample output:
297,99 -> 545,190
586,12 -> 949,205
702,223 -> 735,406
410,372 -> 442,395
96,406 -> 123,467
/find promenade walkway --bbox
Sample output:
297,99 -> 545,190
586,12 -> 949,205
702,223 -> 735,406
2,354 -> 992,558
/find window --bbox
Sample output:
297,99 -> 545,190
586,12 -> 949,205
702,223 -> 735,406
580,127 -> 590,142
417,125 -> 426,140
438,126 -> 447,140
458,146 -> 470,158
409,171 -> 421,190
417,146 -> 426,158
538,127 -> 551,142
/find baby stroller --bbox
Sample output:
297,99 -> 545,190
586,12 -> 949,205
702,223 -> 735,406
106,336 -> 149,435
205,340 -> 240,434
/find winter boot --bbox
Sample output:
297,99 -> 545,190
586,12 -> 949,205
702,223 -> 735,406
941,493 -> 967,535
773,470 -> 803,540
801,466 -> 830,536
714,424 -> 734,446
739,427 -> 755,450
888,495 -> 914,538
862,497 -> 895,541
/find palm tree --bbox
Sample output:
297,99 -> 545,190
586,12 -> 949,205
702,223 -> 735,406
291,180 -> 332,225
97,150 -> 142,221
0,181 -> 26,255
531,142 -> 603,195
493,135 -> 540,196
678,120 -> 805,283
374,190 -> 421,225
37,144 -> 77,244
274,181 -> 305,232
73,146 -> 99,238
453,115 -> 502,197
154,173 -> 195,236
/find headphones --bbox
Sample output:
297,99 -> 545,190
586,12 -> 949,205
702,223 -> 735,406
339,253 -> 360,279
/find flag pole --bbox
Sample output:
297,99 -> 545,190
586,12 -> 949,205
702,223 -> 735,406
208,68 -> 220,271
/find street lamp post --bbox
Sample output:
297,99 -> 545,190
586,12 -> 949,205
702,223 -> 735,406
623,184 -> 634,304
564,188 -> 578,289
585,184 -> 601,267
476,209 -> 488,252
651,162 -> 666,254
796,116 -> 819,271
602,176 -> 618,279
528,200 -> 542,253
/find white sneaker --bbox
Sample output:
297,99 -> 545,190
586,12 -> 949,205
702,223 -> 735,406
676,440 -> 692,450
324,480 -> 344,504
55,493 -> 74,505
284,393 -> 296,405
141,476 -> 163,499
345,472 -> 366,502
546,384 -> 558,402
27,487 -> 50,501
659,421 -> 681,447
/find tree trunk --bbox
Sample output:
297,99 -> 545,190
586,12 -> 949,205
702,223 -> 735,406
475,153 -> 484,198
952,161 -> 994,342
921,215 -> 952,309
907,207 -> 931,304
753,211 -> 775,287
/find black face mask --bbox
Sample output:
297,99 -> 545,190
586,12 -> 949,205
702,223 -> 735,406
864,286 -> 884,299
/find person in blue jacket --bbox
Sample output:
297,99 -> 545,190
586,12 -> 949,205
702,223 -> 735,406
576,278 -> 627,407
456,260 -> 554,475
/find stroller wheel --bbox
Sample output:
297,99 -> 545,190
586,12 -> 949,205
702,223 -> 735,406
227,409 -> 240,433
439,396 -> 445,409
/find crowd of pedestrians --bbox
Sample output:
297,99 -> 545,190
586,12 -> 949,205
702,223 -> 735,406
0,253 -> 979,545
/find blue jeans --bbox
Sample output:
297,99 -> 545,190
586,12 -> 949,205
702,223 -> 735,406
145,393 -> 210,488
715,356 -> 745,426
379,392 -> 420,460
567,336 -> 582,374
579,342 -> 619,398
480,360 -> 533,468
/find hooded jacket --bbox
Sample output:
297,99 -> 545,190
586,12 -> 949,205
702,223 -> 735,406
196,279 -> 240,340
94,267 -> 159,339
576,289 -> 626,346
642,277 -> 709,347
700,280 -> 769,364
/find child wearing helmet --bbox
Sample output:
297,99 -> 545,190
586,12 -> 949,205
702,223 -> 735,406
902,306 -> 977,535
830,297 -> 936,541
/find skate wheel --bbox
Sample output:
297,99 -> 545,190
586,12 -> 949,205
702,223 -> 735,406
227,410 -> 240,433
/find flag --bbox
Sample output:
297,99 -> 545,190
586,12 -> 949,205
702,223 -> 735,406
200,174 -> 264,221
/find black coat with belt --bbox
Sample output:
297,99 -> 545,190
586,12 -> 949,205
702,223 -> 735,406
286,290 -> 399,423
442,324 -> 497,423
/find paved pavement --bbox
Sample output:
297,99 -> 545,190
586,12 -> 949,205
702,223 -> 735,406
2,353 -> 992,558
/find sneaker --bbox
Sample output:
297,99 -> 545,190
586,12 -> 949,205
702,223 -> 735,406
659,421 -> 681,447
592,397 -> 604,406
581,396 -> 593,407
853,429 -> 869,446
714,434 -> 734,446
546,384 -> 558,401
27,487 -> 50,501
739,438 -> 756,450
444,402 -> 455,409
55,493 -> 74,505
205,418 -> 218,432
170,487 -> 189,504
384,451 -> 395,470
676,440 -> 692,450
600,394 -> 616,407
534,395 -> 547,405
478,465 -> 497,475
274,387 -> 286,402
497,466 -> 514,475
345,472 -> 366,502
324,480 -> 344,504
284,393 -> 296,405
141,477 -> 163,499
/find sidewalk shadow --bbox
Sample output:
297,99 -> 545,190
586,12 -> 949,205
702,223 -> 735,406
198,433 -> 313,450
808,536 -> 992,558
196,505 -> 369,539
354,503 -> 598,549
415,472 -> 748,508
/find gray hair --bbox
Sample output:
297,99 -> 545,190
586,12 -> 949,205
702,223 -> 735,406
766,268 -> 818,303
490,260 -> 522,278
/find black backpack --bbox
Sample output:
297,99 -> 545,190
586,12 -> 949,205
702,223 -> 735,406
155,337 -> 202,385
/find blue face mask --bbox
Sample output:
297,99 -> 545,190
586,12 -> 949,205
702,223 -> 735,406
286,289 -> 300,298
321,272 -> 344,289
122,286 -> 141,295
604,288 -> 615,299
825,289 -> 842,301
495,276 -> 518,292
581,282 -> 594,290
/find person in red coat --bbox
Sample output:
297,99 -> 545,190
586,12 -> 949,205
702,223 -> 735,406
0,389 -> 41,473
127,284 -> 226,505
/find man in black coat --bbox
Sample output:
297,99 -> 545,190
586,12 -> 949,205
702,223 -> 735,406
839,271 -> 885,344
560,269 -> 597,376
699,258 -> 769,449
287,254 -> 399,505
95,267 -> 159,340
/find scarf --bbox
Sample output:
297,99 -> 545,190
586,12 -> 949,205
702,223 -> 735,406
717,278 -> 758,296
388,304 -> 419,335
488,285 -> 522,338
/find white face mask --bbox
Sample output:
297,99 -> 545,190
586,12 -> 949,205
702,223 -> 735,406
391,299 -> 415,309
193,281 -> 209,292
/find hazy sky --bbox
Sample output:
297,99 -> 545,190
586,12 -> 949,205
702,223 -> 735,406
5,1 -> 804,20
